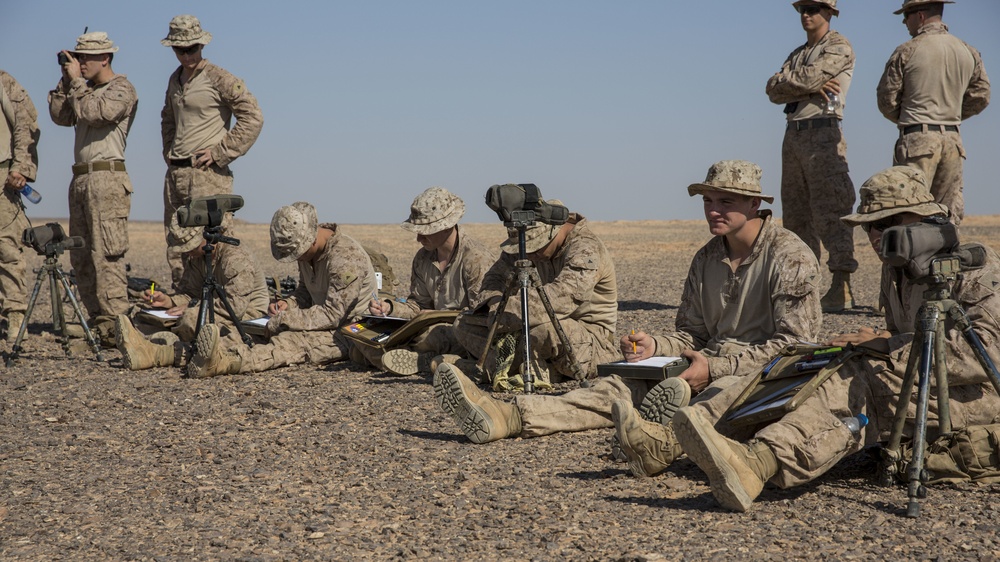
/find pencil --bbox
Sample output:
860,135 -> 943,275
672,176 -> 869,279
632,328 -> 636,353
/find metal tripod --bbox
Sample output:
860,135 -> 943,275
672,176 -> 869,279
878,256 -> 1000,518
191,227 -> 253,348
476,223 -> 583,393
6,250 -> 103,366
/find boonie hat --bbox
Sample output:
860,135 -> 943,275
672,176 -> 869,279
401,187 -> 465,235
161,15 -> 213,47
270,202 -> 318,262
687,160 -> 774,203
71,32 -> 119,54
792,0 -> 840,16
894,0 -> 953,15
500,199 -> 565,255
840,166 -> 948,227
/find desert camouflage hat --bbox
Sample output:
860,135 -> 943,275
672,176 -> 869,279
792,0 -> 840,16
500,200 -> 564,255
401,187 -> 465,235
687,160 -> 774,204
270,202 -> 318,262
841,166 -> 948,226
71,32 -> 119,54
161,15 -> 213,47
894,0 -> 954,15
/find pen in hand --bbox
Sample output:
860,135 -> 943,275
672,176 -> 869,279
632,328 -> 637,354
373,291 -> 386,317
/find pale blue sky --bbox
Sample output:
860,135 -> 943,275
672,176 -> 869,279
3,0 -> 998,225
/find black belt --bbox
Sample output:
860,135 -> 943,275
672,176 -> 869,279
787,118 -> 841,131
902,124 -> 959,135
169,158 -> 193,168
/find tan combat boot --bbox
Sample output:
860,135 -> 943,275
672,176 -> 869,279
433,363 -> 521,443
638,377 -> 692,425
187,324 -> 242,378
613,400 -> 684,477
115,315 -> 176,370
673,406 -> 779,512
821,271 -> 854,312
381,348 -> 434,376
5,311 -> 24,343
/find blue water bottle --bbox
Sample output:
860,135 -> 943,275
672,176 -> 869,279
842,413 -> 868,438
20,184 -> 42,204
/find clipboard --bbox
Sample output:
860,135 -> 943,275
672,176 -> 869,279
340,310 -> 459,350
241,317 -> 270,336
597,356 -> 690,381
723,344 -> 880,427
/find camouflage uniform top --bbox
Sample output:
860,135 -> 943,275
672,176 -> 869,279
876,22 -> 990,126
653,212 -> 822,380
48,74 -> 137,162
478,214 -> 617,337
161,61 -> 263,166
0,70 -> 39,180
880,245 -> 1000,387
271,223 -> 377,332
393,225 -> 497,319
766,30 -> 855,121
173,241 -> 270,337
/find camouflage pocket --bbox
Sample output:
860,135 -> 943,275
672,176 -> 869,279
100,182 -> 132,258
894,133 -> 938,164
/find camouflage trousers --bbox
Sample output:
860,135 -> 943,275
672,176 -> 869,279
163,164 -> 233,287
514,374 -> 666,438
780,126 -> 858,273
690,355 -> 1000,489
454,312 -> 621,381
233,329 -> 352,373
69,170 -> 132,318
893,130 -> 965,225
354,323 -> 465,370
0,169 -> 29,316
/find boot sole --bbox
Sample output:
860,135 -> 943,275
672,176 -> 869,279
434,365 -> 473,427
639,378 -> 691,425
461,404 -> 497,444
187,325 -> 220,379
674,408 -> 754,512
383,348 -> 420,376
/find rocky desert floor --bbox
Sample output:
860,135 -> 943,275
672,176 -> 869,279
3,216 -> 1000,561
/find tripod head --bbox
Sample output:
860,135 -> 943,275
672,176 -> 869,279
201,225 -> 240,248
23,223 -> 85,258
880,216 -> 986,281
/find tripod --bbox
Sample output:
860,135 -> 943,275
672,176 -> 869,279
877,255 -> 1000,518
6,245 -> 103,367
192,226 -> 253,348
476,222 -> 583,393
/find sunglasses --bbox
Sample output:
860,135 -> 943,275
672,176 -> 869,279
861,215 -> 903,234
172,45 -> 200,56
797,5 -> 824,16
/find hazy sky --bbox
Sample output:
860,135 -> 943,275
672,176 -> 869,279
3,0 -> 998,225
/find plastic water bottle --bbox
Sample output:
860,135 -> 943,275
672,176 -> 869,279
842,413 -> 868,438
824,93 -> 840,115
20,184 -> 41,204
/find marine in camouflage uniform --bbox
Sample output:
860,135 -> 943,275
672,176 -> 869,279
48,32 -> 137,322
115,219 -> 270,370
453,194 -> 620,383
188,202 -> 377,377
765,0 -> 857,312
160,15 -> 264,287
0,70 -> 39,342
660,167 -> 1000,512
876,0 -> 991,225
433,166 -> 821,445
361,187 -> 497,375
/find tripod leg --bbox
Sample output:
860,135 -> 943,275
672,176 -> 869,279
519,268 -> 535,393
952,304 -> 1000,397
933,316 -> 951,435
211,281 -> 254,347
49,267 -> 73,356
476,268 -> 518,376
528,267 -> 586,382
5,266 -> 48,367
904,305 -> 940,518
57,268 -> 104,362
879,310 -> 925,487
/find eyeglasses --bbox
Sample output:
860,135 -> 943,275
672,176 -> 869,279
172,45 -> 200,56
797,5 -> 824,16
861,216 -> 903,233
902,9 -> 925,23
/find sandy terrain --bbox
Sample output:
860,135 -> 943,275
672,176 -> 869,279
2,216 -> 1000,560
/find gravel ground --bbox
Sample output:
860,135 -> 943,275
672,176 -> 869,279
2,218 -> 1000,561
